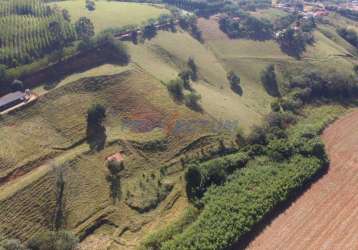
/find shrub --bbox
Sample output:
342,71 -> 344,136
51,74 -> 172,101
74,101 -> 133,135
260,64 -> 280,97
167,78 -> 184,100
184,92 -> 201,111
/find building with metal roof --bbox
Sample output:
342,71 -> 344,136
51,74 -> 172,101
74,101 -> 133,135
0,91 -> 26,112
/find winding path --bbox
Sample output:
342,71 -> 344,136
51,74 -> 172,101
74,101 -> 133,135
247,110 -> 358,250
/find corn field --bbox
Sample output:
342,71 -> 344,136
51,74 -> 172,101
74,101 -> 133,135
0,0 -> 76,68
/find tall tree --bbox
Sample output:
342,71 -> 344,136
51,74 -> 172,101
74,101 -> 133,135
86,104 -> 106,151
75,17 -> 95,41
261,64 -> 280,97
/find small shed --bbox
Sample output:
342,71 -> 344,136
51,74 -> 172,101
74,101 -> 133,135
0,91 -> 26,112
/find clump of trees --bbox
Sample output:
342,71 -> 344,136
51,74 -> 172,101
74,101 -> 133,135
86,104 -> 107,151
86,0 -> 96,11
276,28 -> 314,58
178,16 -> 202,42
187,57 -> 198,81
167,78 -> 184,101
227,71 -> 242,95
184,92 -> 202,111
260,64 -> 280,97
337,27 -> 358,48
75,17 -> 95,42
219,14 -> 273,40
143,23 -> 157,40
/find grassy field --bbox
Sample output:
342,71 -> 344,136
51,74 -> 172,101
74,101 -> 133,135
249,8 -> 288,22
127,29 -> 274,133
0,67 -> 221,247
49,0 -> 169,33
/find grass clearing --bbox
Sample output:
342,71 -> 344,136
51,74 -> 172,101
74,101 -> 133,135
49,0 -> 169,33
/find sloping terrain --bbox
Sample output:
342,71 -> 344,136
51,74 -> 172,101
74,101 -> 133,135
0,67 -> 218,247
50,0 -> 169,33
248,109 -> 358,250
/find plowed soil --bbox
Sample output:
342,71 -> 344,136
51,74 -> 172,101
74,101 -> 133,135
248,109 -> 358,250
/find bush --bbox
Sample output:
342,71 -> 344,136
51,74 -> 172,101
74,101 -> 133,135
184,92 -> 201,111
167,78 -> 184,100
337,27 -> 358,48
187,57 -> 198,81
260,64 -> 280,97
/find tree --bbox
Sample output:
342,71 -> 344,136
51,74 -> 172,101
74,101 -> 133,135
354,65 -> 358,75
62,9 -> 71,22
86,104 -> 106,151
131,30 -> 138,44
227,71 -> 242,94
167,78 -> 184,100
187,57 -> 198,81
11,79 -> 23,92
261,64 -> 280,97
178,70 -> 191,89
75,17 -> 95,41
184,92 -> 201,111
49,20 -> 65,49
106,160 -> 124,204
143,23 -> 157,40
85,0 -> 96,11
0,64 -> 6,83
53,166 -> 65,231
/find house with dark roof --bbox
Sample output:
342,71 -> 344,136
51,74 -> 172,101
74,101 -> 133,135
0,91 -> 26,112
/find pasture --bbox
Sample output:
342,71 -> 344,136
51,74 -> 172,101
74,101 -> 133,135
49,0 -> 170,33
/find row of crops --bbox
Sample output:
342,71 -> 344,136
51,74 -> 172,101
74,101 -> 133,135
0,0 -> 76,68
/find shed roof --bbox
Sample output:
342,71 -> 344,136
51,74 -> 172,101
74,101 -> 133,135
0,91 -> 25,107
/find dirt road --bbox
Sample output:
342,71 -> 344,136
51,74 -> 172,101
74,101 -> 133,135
247,110 -> 358,250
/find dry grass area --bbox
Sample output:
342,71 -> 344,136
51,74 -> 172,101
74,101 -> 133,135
0,67 -> 221,248
248,109 -> 358,249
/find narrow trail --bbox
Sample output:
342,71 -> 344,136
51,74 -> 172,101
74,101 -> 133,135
247,109 -> 358,250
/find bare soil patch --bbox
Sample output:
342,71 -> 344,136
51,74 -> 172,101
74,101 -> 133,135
247,109 -> 358,250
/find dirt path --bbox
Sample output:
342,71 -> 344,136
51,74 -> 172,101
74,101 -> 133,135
247,109 -> 358,250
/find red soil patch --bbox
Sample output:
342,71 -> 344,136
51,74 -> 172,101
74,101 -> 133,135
106,152 -> 124,162
247,109 -> 358,250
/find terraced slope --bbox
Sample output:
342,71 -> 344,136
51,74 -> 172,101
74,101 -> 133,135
0,68 -> 217,247
248,109 -> 358,250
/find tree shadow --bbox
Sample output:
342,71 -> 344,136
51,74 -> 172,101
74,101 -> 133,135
231,84 -> 243,96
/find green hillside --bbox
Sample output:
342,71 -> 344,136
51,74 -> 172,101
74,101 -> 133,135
49,0 -> 170,33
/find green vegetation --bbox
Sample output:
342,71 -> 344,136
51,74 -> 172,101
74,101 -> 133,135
86,104 -> 106,151
159,106 -> 344,250
0,0 -> 76,68
260,64 -> 280,97
50,0 -> 169,33
219,13 -> 273,40
337,27 -> 358,48
106,159 -> 124,204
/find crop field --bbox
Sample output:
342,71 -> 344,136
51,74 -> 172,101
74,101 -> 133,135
0,0 -> 76,67
248,108 -> 358,250
49,0 -> 170,33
